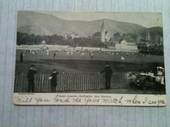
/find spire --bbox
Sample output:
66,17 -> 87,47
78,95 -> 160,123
101,19 -> 105,32
146,30 -> 151,41
101,19 -> 106,42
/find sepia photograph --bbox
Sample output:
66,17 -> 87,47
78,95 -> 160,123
13,11 -> 166,106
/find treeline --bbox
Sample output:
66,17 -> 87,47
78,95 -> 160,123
137,40 -> 164,55
17,32 -> 164,55
17,32 -> 105,47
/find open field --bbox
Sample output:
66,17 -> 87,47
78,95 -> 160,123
16,48 -> 164,64
14,47 -> 165,94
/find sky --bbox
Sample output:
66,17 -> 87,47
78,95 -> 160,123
37,11 -> 163,28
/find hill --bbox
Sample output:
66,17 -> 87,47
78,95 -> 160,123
17,11 -> 146,37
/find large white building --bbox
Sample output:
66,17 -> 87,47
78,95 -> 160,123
115,39 -> 138,52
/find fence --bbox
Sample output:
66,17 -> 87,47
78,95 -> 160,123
14,72 -> 129,92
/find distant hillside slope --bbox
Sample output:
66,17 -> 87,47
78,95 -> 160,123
17,11 -> 146,37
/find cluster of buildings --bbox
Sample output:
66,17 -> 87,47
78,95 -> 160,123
100,20 -> 138,52
99,20 -> 163,53
17,20 -> 163,54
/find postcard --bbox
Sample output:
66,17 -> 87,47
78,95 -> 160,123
13,11 -> 166,106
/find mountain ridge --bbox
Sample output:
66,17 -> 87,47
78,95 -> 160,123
17,11 -> 162,37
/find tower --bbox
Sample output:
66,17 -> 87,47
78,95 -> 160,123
101,20 -> 106,43
146,30 -> 151,41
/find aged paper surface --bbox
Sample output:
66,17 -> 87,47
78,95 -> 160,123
13,93 -> 166,106
14,11 -> 166,106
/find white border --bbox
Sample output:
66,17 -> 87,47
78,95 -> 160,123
13,93 -> 166,106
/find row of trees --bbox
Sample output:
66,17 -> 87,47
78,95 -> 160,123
17,32 -> 164,55
17,32 -> 105,47
17,32 -> 138,46
137,40 -> 163,55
